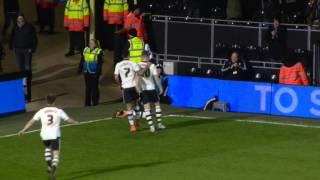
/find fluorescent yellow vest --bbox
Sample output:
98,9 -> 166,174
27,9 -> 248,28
83,47 -> 102,73
129,37 -> 144,64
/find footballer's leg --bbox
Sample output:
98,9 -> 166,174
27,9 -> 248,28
126,103 -> 137,132
134,100 -> 142,127
155,102 -> 166,129
51,138 -> 61,179
43,141 -> 52,173
144,103 -> 156,133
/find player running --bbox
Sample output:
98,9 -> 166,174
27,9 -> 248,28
138,52 -> 166,133
114,50 -> 150,133
18,94 -> 79,179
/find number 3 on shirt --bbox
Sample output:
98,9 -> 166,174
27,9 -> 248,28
47,114 -> 54,125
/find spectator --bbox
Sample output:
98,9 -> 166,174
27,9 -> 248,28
64,0 -> 89,57
305,0 -> 320,25
279,58 -> 310,86
35,0 -> 59,33
10,13 -> 38,102
104,0 -> 129,66
264,17 -> 288,61
79,39 -> 103,106
221,51 -> 248,81
2,0 -> 19,41
156,64 -> 171,104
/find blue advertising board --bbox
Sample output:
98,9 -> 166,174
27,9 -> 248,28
218,81 -> 272,114
167,75 -> 320,119
0,79 -> 26,116
168,76 -> 219,109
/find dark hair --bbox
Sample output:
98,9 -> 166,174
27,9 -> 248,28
16,12 -> 25,20
273,16 -> 280,23
128,28 -> 137,37
46,94 -> 56,104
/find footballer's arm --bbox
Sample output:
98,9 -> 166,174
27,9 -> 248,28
18,119 -> 37,136
66,118 -> 79,124
114,75 -> 120,85
154,75 -> 163,95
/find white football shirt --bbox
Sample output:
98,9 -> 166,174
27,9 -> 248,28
138,62 -> 158,91
32,107 -> 70,140
114,60 -> 140,89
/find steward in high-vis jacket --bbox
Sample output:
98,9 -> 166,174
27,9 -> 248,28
128,29 -> 144,64
79,39 -> 103,106
64,0 -> 89,57
103,0 -> 128,25
279,59 -> 309,86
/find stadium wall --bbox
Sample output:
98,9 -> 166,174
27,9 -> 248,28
168,76 -> 320,119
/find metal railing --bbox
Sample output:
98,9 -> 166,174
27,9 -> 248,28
151,14 -> 317,54
155,53 -> 282,70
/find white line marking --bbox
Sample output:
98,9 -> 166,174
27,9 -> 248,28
0,117 -> 113,139
1,114 -> 319,139
0,114 -> 216,139
166,114 -> 216,120
236,119 -> 320,129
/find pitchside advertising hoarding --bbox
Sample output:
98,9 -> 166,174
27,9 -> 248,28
168,76 -> 320,119
0,79 -> 25,116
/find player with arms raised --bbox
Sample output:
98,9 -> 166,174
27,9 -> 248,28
18,94 -> 79,179
114,50 -> 150,132
139,52 -> 166,133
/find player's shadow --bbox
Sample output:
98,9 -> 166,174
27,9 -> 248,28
66,161 -> 167,180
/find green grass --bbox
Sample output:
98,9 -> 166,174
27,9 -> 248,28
0,103 -> 320,180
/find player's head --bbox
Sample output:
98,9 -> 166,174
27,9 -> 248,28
142,51 -> 150,62
46,94 -> 56,105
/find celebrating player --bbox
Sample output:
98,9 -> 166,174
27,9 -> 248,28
138,52 -> 166,133
114,50 -> 150,132
18,94 -> 79,179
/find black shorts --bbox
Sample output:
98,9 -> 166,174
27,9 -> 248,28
43,138 -> 61,151
141,90 -> 160,104
122,87 -> 139,104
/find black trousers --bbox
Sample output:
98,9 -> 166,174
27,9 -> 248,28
84,73 -> 100,106
39,8 -> 55,32
2,12 -> 17,36
15,48 -> 33,101
69,31 -> 85,52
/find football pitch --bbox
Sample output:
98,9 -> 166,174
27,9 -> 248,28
0,103 -> 320,180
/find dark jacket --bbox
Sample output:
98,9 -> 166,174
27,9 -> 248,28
10,23 -> 38,52
4,0 -> 19,13
264,25 -> 287,59
221,60 -> 248,80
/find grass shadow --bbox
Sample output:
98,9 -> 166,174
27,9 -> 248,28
65,161 -> 167,180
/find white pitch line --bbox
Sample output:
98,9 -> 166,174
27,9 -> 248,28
236,119 -> 320,129
2,114 -> 319,139
0,117 -> 113,139
0,114 -> 216,139
166,114 -> 216,120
